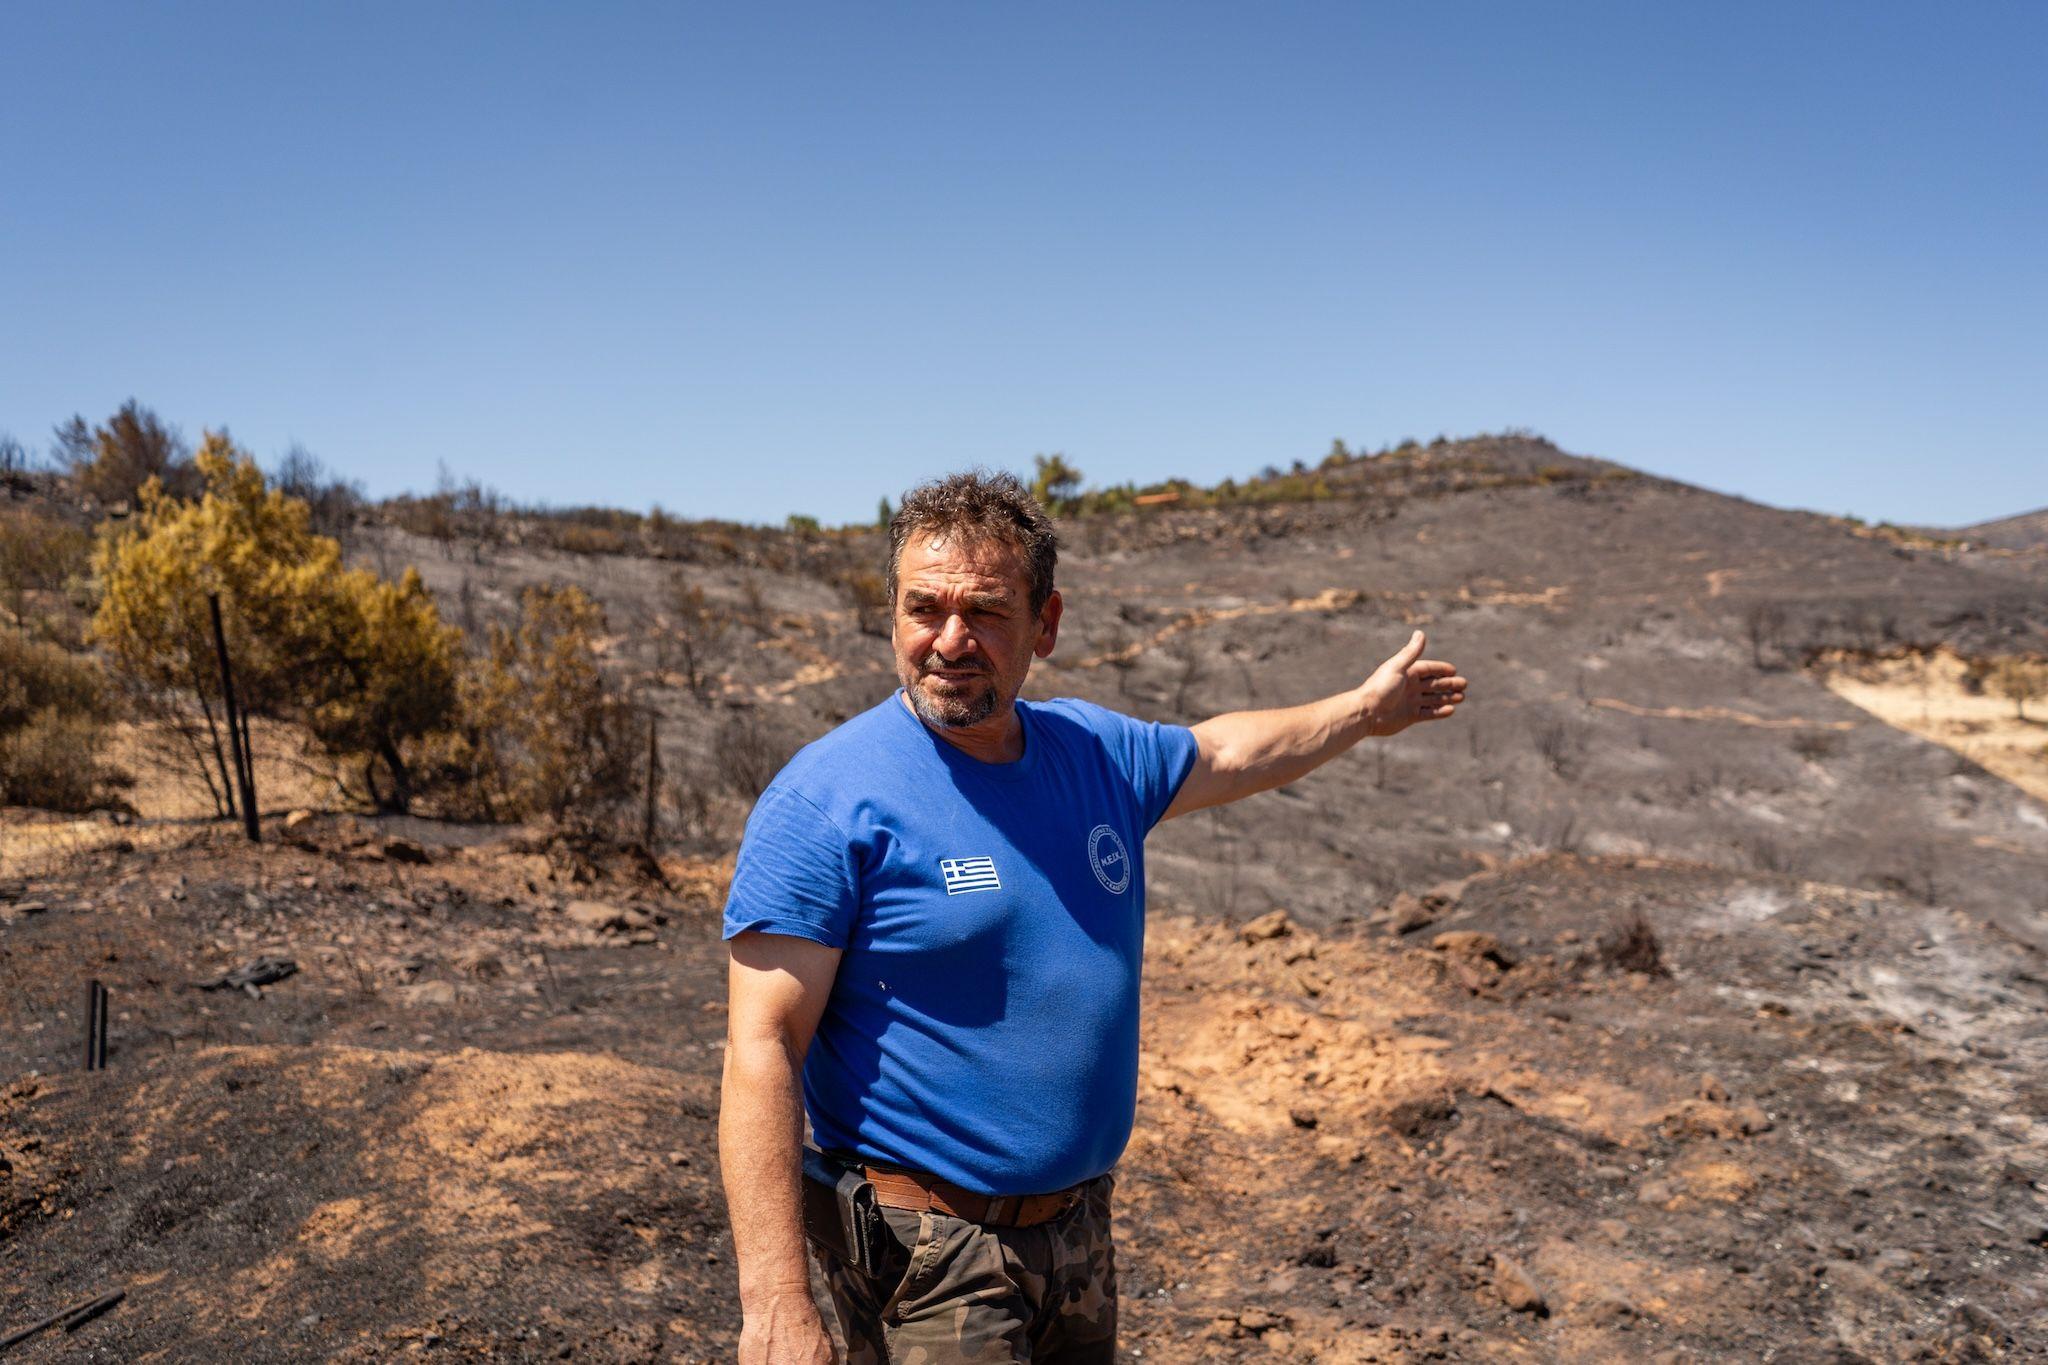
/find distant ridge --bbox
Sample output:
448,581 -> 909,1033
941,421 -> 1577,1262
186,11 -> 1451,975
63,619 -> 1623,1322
1955,506 -> 2048,551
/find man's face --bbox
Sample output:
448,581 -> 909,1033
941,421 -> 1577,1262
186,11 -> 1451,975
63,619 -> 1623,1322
892,531 -> 1061,731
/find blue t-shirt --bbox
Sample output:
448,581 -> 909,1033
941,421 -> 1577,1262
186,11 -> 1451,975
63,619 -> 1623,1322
722,691 -> 1199,1195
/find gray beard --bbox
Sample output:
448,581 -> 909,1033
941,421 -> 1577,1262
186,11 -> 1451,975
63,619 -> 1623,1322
907,676 -> 1001,730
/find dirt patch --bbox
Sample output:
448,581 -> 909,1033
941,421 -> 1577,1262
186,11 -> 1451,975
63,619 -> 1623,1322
3,1043 -> 726,1362
1818,649 -> 2048,805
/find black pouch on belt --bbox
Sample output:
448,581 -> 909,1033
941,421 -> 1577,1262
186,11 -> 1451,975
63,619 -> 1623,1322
800,1146 -> 886,1276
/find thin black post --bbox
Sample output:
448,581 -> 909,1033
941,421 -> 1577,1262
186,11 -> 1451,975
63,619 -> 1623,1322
83,979 -> 108,1071
643,712 -> 660,847
237,702 -> 256,816
207,592 -> 260,842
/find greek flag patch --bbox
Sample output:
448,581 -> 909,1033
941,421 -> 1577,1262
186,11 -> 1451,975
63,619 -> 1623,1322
940,856 -> 1002,895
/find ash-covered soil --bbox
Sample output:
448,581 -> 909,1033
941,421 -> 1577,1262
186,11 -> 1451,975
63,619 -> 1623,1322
5,826 -> 2042,1361
5,437 -> 2046,1360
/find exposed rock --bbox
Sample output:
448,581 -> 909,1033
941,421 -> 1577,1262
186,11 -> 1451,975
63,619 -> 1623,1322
1382,892 -> 1438,935
1239,909 -> 1294,944
566,899 -> 626,931
1934,1301 -> 2015,1360
1288,1106 -> 1319,1129
1218,1307 -> 1291,1338
1658,1099 -> 1772,1140
1430,930 -> 1516,968
192,957 -> 298,997
455,949 -> 505,980
398,980 -> 459,1009
565,900 -> 654,933
1579,1294 -> 1638,1326
1697,1073 -> 1729,1102
283,809 -> 315,831
382,837 -> 432,865
1491,1253 -> 1549,1315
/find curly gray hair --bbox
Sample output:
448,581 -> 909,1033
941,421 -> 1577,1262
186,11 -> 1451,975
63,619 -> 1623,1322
885,469 -> 1060,613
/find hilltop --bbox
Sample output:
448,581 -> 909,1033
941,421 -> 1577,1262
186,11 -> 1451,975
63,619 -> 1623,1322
1959,505 -> 2048,552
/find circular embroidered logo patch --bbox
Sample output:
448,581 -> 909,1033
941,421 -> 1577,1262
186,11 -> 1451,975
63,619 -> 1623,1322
1088,824 -> 1131,895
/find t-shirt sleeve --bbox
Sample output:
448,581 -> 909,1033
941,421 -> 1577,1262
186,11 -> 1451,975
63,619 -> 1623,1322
721,786 -> 859,948
1073,700 -> 1200,831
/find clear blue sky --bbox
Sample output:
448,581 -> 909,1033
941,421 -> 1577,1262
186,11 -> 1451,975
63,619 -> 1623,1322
3,2 -> 2041,528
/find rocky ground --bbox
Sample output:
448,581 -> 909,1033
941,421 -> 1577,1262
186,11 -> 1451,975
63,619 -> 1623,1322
5,437 -> 2045,1360
3,816 -> 2041,1361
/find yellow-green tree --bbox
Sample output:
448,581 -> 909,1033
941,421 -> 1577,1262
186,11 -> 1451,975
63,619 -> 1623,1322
1030,453 -> 1083,511
93,434 -> 461,811
296,565 -> 463,810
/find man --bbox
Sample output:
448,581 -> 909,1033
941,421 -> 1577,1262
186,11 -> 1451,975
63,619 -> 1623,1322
720,471 -> 1466,1364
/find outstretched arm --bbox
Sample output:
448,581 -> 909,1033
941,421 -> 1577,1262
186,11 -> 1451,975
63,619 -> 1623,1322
721,931 -> 843,1365
1162,630 -> 1466,820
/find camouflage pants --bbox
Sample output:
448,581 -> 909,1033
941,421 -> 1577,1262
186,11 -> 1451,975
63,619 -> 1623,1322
813,1171 -> 1116,1364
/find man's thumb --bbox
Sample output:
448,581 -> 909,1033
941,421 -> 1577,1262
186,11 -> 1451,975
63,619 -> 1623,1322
1390,629 -> 1426,669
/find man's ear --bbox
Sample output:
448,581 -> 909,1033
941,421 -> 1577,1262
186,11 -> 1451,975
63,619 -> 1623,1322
1034,589 -> 1063,659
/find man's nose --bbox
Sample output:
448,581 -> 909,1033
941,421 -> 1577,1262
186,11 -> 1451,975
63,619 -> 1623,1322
934,613 -> 977,659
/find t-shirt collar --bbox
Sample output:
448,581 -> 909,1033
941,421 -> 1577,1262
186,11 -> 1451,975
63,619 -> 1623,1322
890,688 -> 1040,783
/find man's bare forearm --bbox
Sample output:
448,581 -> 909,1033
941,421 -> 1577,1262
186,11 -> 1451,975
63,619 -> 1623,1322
719,1035 -> 816,1310
1165,631 -> 1467,819
1173,685 -> 1373,815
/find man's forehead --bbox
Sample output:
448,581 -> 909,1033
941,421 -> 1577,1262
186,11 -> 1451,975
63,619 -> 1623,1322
897,534 -> 1029,594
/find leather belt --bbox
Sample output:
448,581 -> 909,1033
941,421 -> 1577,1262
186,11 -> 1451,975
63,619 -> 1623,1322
861,1165 -> 1087,1228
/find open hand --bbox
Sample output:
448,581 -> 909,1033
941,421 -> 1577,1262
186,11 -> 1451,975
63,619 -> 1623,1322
1361,630 -> 1466,737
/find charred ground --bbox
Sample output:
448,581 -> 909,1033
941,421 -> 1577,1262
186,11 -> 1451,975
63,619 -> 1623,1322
4,436 -> 2045,1361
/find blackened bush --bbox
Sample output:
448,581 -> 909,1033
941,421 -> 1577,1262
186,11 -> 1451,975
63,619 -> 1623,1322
714,709 -> 794,800
836,567 -> 890,637
1595,911 -> 1669,977
422,583 -> 637,826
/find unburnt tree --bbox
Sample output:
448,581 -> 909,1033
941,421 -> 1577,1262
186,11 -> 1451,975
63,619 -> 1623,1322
1031,453 -> 1083,511
93,435 -> 462,813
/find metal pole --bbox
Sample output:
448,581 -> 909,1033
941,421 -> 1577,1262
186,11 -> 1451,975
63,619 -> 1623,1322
207,592 -> 260,842
83,979 -> 107,1071
643,712 -> 660,847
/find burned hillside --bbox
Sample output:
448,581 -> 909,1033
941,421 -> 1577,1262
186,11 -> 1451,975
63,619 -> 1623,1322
4,434 -> 2045,1361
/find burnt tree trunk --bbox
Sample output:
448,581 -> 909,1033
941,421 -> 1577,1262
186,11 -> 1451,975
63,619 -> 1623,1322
374,735 -> 413,814
192,675 -> 238,821
208,593 -> 260,841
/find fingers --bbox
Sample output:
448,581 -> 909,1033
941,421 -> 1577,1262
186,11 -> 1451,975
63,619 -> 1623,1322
1387,629 -> 1426,670
1413,659 -> 1459,678
1419,702 -> 1457,720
